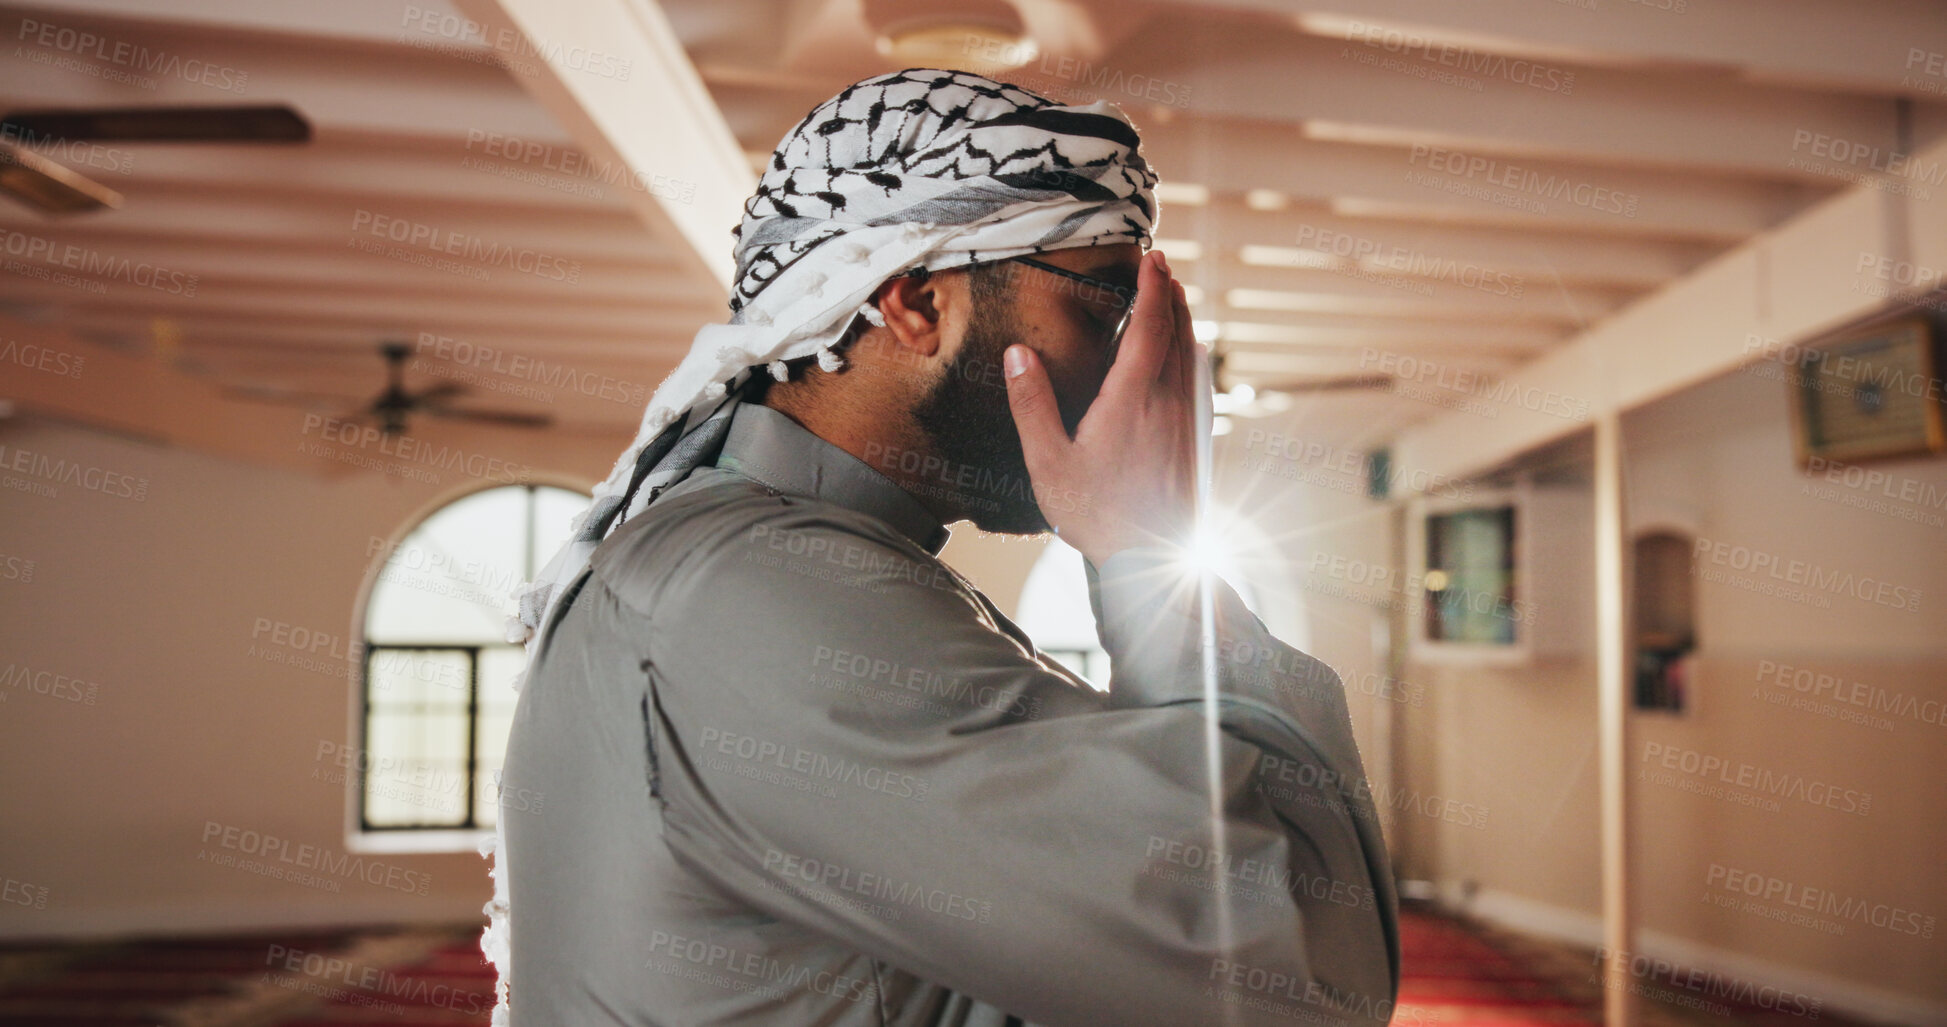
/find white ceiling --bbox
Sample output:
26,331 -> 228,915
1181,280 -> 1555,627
1,0 -> 1943,467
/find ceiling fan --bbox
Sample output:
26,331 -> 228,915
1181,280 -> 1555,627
0,104 -> 309,215
223,340 -> 555,437
1208,343 -> 1392,419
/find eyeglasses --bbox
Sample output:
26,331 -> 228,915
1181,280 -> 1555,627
1010,257 -> 1137,365
900,256 -> 1139,364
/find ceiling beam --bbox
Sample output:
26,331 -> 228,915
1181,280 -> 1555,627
0,231 -> 705,310
0,276 -> 722,341
55,312 -> 706,358
1160,0 -> 1947,99
0,0 -> 449,43
1213,260 -> 1628,325
0,229 -> 684,296
444,0 -> 750,290
86,134 -> 623,213
1138,121 -> 1817,243
1223,346 -> 1514,382
0,186 -> 670,262
1096,17 -> 1922,179
1391,133 -> 1947,482
1214,314 -> 1562,356
1165,201 -> 1714,289
0,11 -> 568,141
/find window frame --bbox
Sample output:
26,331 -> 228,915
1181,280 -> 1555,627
344,476 -> 590,855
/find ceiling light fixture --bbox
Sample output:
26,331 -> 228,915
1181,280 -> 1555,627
863,0 -> 1037,74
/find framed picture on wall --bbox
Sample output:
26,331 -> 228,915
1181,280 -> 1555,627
1788,318 -> 1946,467
1406,478 -> 1592,666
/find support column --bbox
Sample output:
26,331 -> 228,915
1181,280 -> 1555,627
1594,411 -> 1636,1026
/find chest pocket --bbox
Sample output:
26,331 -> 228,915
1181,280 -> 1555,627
640,687 -> 662,800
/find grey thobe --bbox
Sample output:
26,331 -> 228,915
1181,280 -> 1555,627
500,399 -> 1400,1026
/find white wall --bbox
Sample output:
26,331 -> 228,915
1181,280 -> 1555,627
0,413 -> 609,939
1409,366 -> 1947,1022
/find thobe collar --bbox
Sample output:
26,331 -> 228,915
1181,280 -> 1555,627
714,400 -> 953,557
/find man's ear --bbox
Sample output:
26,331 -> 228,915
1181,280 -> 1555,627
873,275 -> 946,358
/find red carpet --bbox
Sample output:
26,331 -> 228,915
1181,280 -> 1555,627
0,907 -> 1869,1025
1394,908 -> 1602,1026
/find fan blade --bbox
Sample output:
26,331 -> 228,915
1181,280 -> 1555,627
412,381 -> 469,404
0,144 -> 122,214
220,383 -> 361,409
424,407 -> 555,429
0,105 -> 310,144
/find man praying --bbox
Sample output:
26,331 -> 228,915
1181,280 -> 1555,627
485,67 -> 1398,1026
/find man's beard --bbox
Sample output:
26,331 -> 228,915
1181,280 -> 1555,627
910,296 -> 1085,534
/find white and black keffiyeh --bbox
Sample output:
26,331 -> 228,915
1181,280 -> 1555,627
478,67 -> 1159,1024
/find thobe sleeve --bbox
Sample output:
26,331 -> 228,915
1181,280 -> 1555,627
617,494 -> 1399,1027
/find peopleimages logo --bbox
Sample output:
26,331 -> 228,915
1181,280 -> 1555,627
1294,224 -> 1524,296
0,662 -> 101,705
1305,552 -> 1536,625
1,874 -> 49,910
1241,430 -> 1475,500
1206,957 -> 1415,1027
1907,48 -> 1947,94
1692,535 -> 1922,612
696,725 -> 930,802
1343,21 -> 1576,95
15,17 -> 249,93
1755,659 -> 1947,731
1406,144 -> 1640,218
1146,835 -> 1377,910
964,45 -> 1194,109
412,331 -> 648,406
761,848 -> 994,924
348,209 -> 581,284
264,944 -> 488,1015
0,229 -> 198,295
1789,130 -> 1946,187
399,5 -> 631,81
644,930 -> 875,1004
0,553 -> 34,584
1856,251 -> 1943,291
299,414 -> 532,485
1592,946 -> 1821,1019
0,338 -> 85,378
1744,332 -> 1947,405
199,822 -> 431,895
461,131 -> 694,204
1805,456 -> 1947,507
1640,742 -> 1871,816
1706,863 -> 1936,939
1358,349 -> 1590,421
0,443 -> 149,501
0,122 -> 132,176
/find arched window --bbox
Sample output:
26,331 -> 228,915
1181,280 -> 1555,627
1015,540 -> 1114,688
1014,521 -> 1275,692
355,483 -> 587,842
